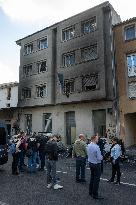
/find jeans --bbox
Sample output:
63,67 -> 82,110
89,163 -> 101,197
12,152 -> 19,174
46,160 -> 57,185
19,150 -> 25,172
28,151 -> 37,173
39,151 -> 45,170
111,162 -> 121,182
76,157 -> 86,180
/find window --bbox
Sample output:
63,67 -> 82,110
25,114 -> 32,135
64,79 -> 75,96
125,25 -> 135,41
37,60 -> 47,73
82,17 -> 96,34
81,45 -> 97,61
36,84 -> 47,97
23,64 -> 32,77
6,103 -> 10,108
63,52 -> 75,67
7,87 -> 11,100
38,38 -> 48,50
62,26 -> 75,41
128,82 -> 136,99
43,113 -> 52,133
82,74 -> 98,91
22,88 -> 31,99
127,53 -> 136,77
24,44 -> 33,55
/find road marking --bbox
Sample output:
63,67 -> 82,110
0,202 -> 9,205
62,171 -> 67,174
57,171 -> 62,173
101,178 -> 136,187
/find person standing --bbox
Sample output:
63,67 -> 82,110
87,135 -> 103,200
45,135 -> 63,190
72,134 -> 87,183
108,137 -> 122,185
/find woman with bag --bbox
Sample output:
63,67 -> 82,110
108,137 -> 122,185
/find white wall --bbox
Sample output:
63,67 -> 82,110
19,101 -> 114,143
0,85 -> 18,109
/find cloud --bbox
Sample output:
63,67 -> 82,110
0,0 -> 97,26
0,61 -> 18,84
0,0 -> 136,26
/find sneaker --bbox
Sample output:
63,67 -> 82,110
47,183 -> 52,189
53,184 -> 63,190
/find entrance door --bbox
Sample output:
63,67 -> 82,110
66,111 -> 76,145
6,124 -> 11,136
93,109 -> 106,137
25,114 -> 32,135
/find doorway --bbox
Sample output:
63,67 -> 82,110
65,111 -> 76,145
93,109 -> 106,137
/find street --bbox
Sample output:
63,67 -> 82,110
0,156 -> 136,205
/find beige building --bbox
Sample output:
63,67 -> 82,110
113,18 -> 136,146
16,2 -> 120,144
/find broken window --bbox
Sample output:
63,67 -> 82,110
127,53 -> 136,77
62,26 -> 75,41
38,38 -> 48,50
81,44 -> 97,61
64,79 -> 75,96
63,52 -> 75,67
7,87 -> 11,100
43,113 -> 52,133
82,17 -> 96,34
36,84 -> 47,97
82,74 -> 98,91
25,114 -> 32,135
24,44 -> 33,55
37,60 -> 47,73
22,88 -> 31,99
23,64 -> 32,77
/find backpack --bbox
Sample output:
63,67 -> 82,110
9,143 -> 16,154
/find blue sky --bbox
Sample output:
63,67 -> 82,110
0,0 -> 136,84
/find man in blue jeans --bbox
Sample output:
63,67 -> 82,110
45,135 -> 63,190
87,135 -> 103,200
72,134 -> 87,183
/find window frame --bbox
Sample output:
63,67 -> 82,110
37,60 -> 47,73
124,24 -> 136,41
36,84 -> 47,98
24,43 -> 33,55
82,17 -> 96,35
37,37 -> 48,50
62,26 -> 75,41
22,88 -> 31,99
63,78 -> 75,94
23,64 -> 32,77
127,53 -> 136,77
82,74 -> 99,92
81,44 -> 98,62
62,51 -> 75,67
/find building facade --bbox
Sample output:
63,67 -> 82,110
114,18 -> 136,146
16,1 -> 120,144
0,82 -> 19,135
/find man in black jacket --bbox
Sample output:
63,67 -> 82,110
46,135 -> 63,190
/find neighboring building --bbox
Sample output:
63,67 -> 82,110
113,18 -> 136,146
0,82 -> 19,135
16,1 -> 121,144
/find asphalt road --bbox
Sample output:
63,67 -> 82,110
0,156 -> 136,205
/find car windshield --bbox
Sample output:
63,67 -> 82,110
0,127 -> 6,145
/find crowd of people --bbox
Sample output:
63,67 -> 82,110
9,131 -> 123,197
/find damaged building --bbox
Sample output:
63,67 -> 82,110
16,1 -> 121,144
